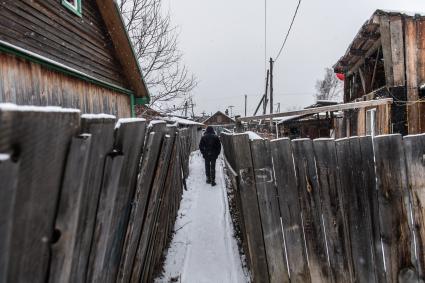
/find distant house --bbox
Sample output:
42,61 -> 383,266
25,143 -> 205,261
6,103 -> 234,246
334,10 -> 425,136
0,0 -> 149,117
203,111 -> 235,134
203,111 -> 235,126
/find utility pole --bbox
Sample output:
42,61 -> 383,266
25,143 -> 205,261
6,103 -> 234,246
244,94 -> 247,117
269,58 -> 274,128
276,102 -> 281,113
190,98 -> 195,118
263,70 -> 270,115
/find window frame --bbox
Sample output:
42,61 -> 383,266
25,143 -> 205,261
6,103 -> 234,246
62,0 -> 82,17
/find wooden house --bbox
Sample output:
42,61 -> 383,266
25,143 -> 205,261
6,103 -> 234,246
0,0 -> 149,118
334,10 -> 425,136
203,111 -> 235,126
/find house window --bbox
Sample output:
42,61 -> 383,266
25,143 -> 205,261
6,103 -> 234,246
366,108 -> 376,136
62,0 -> 82,17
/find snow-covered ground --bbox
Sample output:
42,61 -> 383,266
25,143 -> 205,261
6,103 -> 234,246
156,151 -> 249,283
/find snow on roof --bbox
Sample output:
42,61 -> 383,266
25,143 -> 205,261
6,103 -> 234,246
115,117 -> 146,129
377,9 -> 425,17
81,113 -> 116,119
0,103 -> 80,113
277,115 -> 302,124
167,116 -> 204,126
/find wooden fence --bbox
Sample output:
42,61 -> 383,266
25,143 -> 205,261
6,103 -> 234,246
221,132 -> 425,283
0,105 -> 198,283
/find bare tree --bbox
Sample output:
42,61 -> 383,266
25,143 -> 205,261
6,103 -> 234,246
118,0 -> 197,111
315,67 -> 343,101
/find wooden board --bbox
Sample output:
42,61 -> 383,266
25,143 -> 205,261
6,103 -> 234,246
379,15 -> 394,86
373,134 -> 416,282
229,134 -> 270,282
292,139 -> 330,282
49,134 -> 92,283
403,134 -> 425,279
313,139 -> 351,282
270,138 -> 311,283
250,139 -> 289,283
87,119 -> 146,283
389,17 -> 405,86
405,18 -> 420,134
335,137 -> 377,282
131,134 -> 175,282
117,130 -> 165,283
71,116 -> 116,282
0,107 -> 80,283
0,155 -> 18,283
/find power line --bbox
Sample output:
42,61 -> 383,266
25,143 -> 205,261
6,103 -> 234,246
274,0 -> 302,62
264,0 -> 267,75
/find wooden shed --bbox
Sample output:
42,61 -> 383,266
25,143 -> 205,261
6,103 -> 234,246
0,0 -> 149,118
334,10 -> 425,136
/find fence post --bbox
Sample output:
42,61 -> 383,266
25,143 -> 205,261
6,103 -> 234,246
250,139 -> 289,282
271,138 -> 311,282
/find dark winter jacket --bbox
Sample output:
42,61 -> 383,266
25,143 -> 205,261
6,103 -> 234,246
199,126 -> 221,160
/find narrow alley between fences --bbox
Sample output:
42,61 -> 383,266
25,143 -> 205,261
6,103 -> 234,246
156,151 -> 249,283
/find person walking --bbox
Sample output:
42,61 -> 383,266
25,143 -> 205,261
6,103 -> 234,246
199,126 -> 221,186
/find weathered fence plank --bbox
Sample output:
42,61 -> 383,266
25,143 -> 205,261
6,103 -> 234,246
49,134 -> 92,283
404,133 -> 425,279
117,130 -> 165,283
0,155 -> 18,283
73,115 -> 116,282
87,119 -> 146,283
313,138 -> 351,283
271,138 -> 311,283
359,136 -> 385,282
250,139 -> 289,283
373,134 -> 415,282
131,133 -> 175,282
231,134 -> 270,282
292,139 -> 330,282
336,137 -> 376,282
0,107 -> 80,283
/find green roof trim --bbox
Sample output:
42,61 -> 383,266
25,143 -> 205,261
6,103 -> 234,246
0,40 -> 134,96
134,96 -> 150,105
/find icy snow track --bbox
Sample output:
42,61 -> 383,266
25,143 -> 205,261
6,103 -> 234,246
156,151 -> 249,283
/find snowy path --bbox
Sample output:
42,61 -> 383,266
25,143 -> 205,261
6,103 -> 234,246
156,151 -> 249,283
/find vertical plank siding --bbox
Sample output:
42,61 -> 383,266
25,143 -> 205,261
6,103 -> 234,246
0,106 -> 196,283
221,133 -> 425,283
0,53 -> 132,117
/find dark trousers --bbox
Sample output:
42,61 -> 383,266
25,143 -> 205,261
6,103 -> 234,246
204,158 -> 217,181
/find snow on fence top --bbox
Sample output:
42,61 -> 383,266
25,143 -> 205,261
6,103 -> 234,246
166,116 -> 204,126
0,103 -> 80,113
81,113 -> 116,119
115,118 -> 146,129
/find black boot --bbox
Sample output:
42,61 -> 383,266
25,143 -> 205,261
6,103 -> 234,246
211,180 -> 216,186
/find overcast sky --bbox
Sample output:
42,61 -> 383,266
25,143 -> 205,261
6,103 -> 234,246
165,0 -> 424,117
